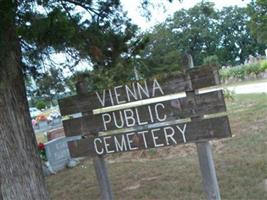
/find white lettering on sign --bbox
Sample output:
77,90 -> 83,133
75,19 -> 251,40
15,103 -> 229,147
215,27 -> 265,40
103,136 -> 114,154
152,79 -> 164,97
164,126 -> 177,145
151,128 -> 164,147
100,103 -> 167,131
109,89 -> 114,105
114,85 -> 126,105
114,136 -> 128,152
94,138 -> 104,155
154,103 -> 167,122
95,79 -> 164,107
93,124 -> 188,155
102,113 -> 111,130
137,81 -> 149,99
96,90 -> 106,107
137,130 -> 148,148
125,83 -> 138,102
124,109 -> 135,127
113,111 -> 124,129
126,132 -> 138,150
135,107 -> 148,126
177,124 -> 187,143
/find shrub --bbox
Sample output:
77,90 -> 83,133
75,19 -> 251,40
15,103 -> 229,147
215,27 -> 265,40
219,61 -> 266,82
219,67 -> 232,82
203,55 -> 219,66
260,60 -> 267,71
223,89 -> 235,101
36,100 -> 46,110
245,63 -> 262,76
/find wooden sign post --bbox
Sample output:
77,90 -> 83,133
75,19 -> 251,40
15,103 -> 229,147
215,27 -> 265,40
187,55 -> 221,200
58,65 -> 231,200
76,81 -> 114,200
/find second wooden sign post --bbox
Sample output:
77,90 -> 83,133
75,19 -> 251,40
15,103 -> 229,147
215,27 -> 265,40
187,55 -> 221,200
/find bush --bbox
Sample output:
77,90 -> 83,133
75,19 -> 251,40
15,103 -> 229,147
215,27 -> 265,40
36,100 -> 46,110
203,55 -> 219,66
219,61 -> 266,82
260,60 -> 267,71
223,89 -> 235,101
244,63 -> 262,76
219,67 -> 232,82
231,65 -> 246,80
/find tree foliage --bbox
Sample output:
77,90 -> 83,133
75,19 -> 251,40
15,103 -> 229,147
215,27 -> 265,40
139,24 -> 182,78
247,0 -> 267,43
18,0 -> 141,74
169,1 -> 218,65
217,6 -> 265,64
140,1 -> 266,72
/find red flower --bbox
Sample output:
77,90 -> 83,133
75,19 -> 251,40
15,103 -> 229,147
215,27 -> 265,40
36,114 -> 47,122
38,143 -> 45,151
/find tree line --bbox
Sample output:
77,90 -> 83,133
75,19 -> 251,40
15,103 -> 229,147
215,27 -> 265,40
0,0 -> 266,198
27,1 -> 267,107
139,1 -> 266,78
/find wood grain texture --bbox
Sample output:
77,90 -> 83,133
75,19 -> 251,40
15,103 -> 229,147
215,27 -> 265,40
67,116 -> 231,157
63,90 -> 226,137
59,67 -> 219,116
75,80 -> 114,200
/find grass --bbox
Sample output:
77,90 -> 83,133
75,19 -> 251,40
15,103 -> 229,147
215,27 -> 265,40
46,94 -> 267,200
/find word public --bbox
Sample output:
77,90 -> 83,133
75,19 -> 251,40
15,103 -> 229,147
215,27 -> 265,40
95,79 -> 167,131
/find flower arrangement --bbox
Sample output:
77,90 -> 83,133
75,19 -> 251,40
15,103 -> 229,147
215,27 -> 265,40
36,114 -> 47,122
38,143 -> 47,161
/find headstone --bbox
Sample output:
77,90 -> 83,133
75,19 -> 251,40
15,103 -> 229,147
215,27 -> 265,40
47,127 -> 65,141
248,54 -> 256,64
51,118 -> 62,125
45,136 -> 81,172
38,121 -> 48,130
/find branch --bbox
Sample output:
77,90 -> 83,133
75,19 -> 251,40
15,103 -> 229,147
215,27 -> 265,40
61,0 -> 100,17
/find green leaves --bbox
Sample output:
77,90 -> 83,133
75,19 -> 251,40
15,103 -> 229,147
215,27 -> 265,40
247,0 -> 267,43
140,1 -> 266,73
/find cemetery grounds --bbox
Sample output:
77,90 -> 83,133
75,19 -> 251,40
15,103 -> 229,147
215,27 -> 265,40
41,93 -> 267,200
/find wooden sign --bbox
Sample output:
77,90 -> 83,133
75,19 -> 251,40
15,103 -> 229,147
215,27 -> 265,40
67,116 -> 230,157
58,66 -> 231,158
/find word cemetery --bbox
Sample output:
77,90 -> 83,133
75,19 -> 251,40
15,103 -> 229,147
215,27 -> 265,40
59,66 -> 231,200
59,67 -> 231,157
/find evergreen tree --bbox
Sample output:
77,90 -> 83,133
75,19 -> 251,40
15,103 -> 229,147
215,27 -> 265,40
0,0 -> 155,198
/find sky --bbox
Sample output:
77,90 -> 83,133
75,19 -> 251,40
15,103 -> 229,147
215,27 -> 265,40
121,0 -> 251,31
58,0 -> 252,74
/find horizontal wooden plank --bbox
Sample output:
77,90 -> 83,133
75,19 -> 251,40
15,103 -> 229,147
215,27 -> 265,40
63,90 -> 226,137
67,116 -> 231,157
188,66 -> 220,89
59,67 -> 219,116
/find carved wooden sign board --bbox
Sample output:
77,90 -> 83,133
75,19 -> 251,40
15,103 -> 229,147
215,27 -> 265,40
59,67 -> 231,157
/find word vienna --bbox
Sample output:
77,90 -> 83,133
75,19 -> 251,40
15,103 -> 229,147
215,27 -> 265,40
59,67 -> 231,157
59,65 -> 231,200
95,79 -> 164,107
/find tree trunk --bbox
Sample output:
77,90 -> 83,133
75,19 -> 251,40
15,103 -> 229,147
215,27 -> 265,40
0,1 -> 49,199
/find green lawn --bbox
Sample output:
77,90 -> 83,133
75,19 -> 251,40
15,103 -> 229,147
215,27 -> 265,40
46,94 -> 267,200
